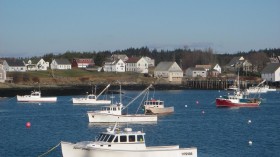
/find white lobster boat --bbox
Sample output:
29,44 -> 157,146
143,99 -> 174,114
246,80 -> 277,94
17,90 -> 57,102
87,84 -> 157,123
61,124 -> 197,157
87,103 -> 157,123
73,84 -> 111,104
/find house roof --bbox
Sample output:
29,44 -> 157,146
195,65 -> 212,69
104,58 -> 115,64
112,54 -> 128,61
261,63 -> 280,73
126,57 -> 140,63
23,58 -> 41,64
187,67 -> 206,71
155,62 -> 182,72
226,56 -> 245,66
73,58 -> 93,64
54,59 -> 71,65
4,58 -> 25,66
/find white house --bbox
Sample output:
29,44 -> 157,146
126,57 -> 148,73
24,58 -> 49,71
154,61 -> 183,83
185,67 -> 207,78
103,59 -> 125,72
213,64 -> 222,73
50,59 -> 72,70
143,56 -> 155,67
0,60 -> 7,83
261,63 -> 280,82
3,59 -> 27,72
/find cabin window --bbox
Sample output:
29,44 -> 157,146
107,135 -> 115,142
103,135 -> 110,142
97,134 -> 104,141
113,136 -> 119,142
129,135 -> 135,142
100,134 -> 107,141
120,135 -> 127,142
137,135 -> 144,142
113,108 -> 116,111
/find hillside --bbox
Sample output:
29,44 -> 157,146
4,68 -> 156,88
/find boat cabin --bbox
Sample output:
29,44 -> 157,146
144,99 -> 164,108
99,103 -> 123,115
87,94 -> 97,100
96,128 -> 145,144
30,91 -> 41,97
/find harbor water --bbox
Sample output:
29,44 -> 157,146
0,90 -> 279,157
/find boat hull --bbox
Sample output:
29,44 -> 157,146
61,142 -> 197,157
73,98 -> 111,104
16,96 -> 57,102
145,107 -> 174,114
87,113 -> 157,123
216,98 -> 260,107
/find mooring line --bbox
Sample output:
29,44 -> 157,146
38,142 -> 61,157
5,96 -> 15,102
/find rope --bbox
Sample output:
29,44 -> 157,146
38,142 -> 61,157
5,96 -> 15,102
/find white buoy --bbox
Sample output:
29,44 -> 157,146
248,120 -> 252,124
248,140 -> 253,145
185,105 -> 188,108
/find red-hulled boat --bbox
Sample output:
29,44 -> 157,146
216,90 -> 261,108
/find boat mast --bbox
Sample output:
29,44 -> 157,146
122,84 -> 153,111
96,84 -> 111,99
237,69 -> 240,91
119,83 -> 122,104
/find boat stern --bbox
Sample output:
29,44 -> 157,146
179,147 -> 197,157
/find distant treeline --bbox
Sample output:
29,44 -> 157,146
29,47 -> 280,70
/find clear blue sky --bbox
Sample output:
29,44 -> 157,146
0,0 -> 279,57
